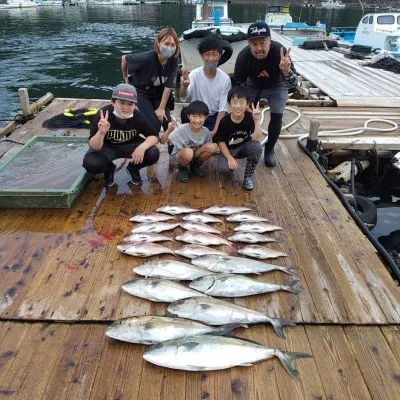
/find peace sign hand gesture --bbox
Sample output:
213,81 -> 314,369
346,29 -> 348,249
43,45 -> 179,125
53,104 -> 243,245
279,47 -> 291,75
180,68 -> 190,88
98,110 -> 110,135
251,102 -> 261,121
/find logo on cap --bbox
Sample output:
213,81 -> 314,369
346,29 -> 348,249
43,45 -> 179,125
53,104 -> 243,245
116,90 -> 135,98
250,27 -> 267,36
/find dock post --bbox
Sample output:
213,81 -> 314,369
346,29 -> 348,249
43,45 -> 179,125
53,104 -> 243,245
18,88 -> 31,116
306,119 -> 320,152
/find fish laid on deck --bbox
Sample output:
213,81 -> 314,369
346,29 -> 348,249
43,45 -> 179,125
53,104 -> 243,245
189,274 -> 301,297
129,212 -> 177,223
168,297 -> 296,339
238,245 -> 292,259
143,335 -> 312,380
182,213 -> 223,224
191,254 -> 298,276
202,205 -> 252,215
122,278 -> 207,302
175,231 -> 234,248
123,233 -> 174,243
227,212 -> 270,222
234,222 -> 284,233
174,244 -> 229,259
228,232 -> 282,244
117,243 -> 175,257
156,204 -> 200,215
131,222 -> 180,233
106,316 -> 239,345
180,221 -> 223,235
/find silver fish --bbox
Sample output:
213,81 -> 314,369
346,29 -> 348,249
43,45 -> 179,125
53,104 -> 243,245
106,316 -> 238,345
189,274 -> 301,297
168,297 -> 296,339
175,231 -> 234,248
174,245 -> 228,259
180,222 -> 223,235
129,212 -> 176,223
182,213 -> 223,224
234,222 -> 283,233
131,222 -> 180,234
123,233 -> 174,243
238,245 -> 291,259
202,205 -> 252,215
143,335 -> 312,380
122,278 -> 207,302
226,212 -> 270,223
117,243 -> 175,257
191,255 -> 298,276
133,260 -> 215,280
228,232 -> 281,244
156,204 -> 199,215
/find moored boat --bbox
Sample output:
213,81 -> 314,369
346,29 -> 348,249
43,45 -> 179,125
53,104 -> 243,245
0,0 -> 38,8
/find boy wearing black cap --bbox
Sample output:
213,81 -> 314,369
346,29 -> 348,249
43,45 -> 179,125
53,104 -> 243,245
234,21 -> 297,167
83,83 -> 159,187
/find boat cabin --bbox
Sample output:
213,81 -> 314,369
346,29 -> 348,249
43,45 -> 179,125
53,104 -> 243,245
192,1 -> 233,29
265,5 -> 292,27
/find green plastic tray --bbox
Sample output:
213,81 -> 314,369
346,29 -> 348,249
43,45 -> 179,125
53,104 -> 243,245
0,136 -> 91,208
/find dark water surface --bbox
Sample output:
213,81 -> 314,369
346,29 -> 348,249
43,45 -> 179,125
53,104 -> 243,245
0,4 -> 366,122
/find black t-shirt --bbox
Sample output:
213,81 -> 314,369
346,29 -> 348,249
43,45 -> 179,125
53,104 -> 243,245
89,104 -> 158,145
125,50 -> 178,90
214,111 -> 255,150
234,41 -> 288,89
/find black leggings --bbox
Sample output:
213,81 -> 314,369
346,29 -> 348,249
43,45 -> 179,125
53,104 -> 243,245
266,113 -> 283,151
137,90 -> 170,132
83,144 -> 159,174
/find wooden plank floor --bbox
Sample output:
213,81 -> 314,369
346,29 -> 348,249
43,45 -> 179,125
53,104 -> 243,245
0,98 -> 400,398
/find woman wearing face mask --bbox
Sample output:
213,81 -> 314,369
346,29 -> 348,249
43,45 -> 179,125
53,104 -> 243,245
121,27 -> 180,132
179,35 -> 231,136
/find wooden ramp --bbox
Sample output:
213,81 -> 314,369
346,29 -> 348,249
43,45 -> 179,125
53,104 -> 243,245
0,98 -> 400,398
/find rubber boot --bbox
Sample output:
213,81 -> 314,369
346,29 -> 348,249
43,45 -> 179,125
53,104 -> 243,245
191,158 -> 207,178
178,165 -> 189,183
243,160 -> 258,191
264,113 -> 283,167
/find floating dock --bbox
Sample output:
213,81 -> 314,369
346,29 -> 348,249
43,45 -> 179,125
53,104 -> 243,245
0,94 -> 399,398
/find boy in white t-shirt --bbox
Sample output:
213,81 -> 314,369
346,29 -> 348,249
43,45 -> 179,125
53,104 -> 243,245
160,101 -> 218,183
179,36 -> 232,136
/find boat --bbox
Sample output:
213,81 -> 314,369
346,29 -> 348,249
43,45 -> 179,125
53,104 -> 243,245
330,13 -> 400,57
0,0 -> 38,8
321,0 -> 345,8
34,0 -> 63,5
263,5 -> 326,37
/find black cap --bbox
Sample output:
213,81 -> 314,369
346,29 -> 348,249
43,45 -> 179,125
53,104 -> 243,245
247,22 -> 271,40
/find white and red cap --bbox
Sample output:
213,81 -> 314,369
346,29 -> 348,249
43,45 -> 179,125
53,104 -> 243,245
112,83 -> 137,103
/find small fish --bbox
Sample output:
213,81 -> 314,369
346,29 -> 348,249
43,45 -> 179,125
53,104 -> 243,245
180,222 -> 223,235
191,255 -> 298,276
106,316 -> 240,345
234,222 -> 283,233
228,232 -> 281,244
202,205 -> 252,215
175,245 -> 228,259
129,212 -> 176,223
168,297 -> 296,339
117,243 -> 175,257
175,231 -> 234,248
122,278 -> 207,302
189,274 -> 301,297
238,245 -> 292,259
131,222 -> 180,234
156,204 -> 199,215
133,260 -> 215,280
143,335 -> 312,380
227,212 -> 270,223
123,233 -> 174,243
182,213 -> 223,224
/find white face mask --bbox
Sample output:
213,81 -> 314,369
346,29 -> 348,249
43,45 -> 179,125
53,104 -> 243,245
113,109 -> 133,119
159,46 -> 175,59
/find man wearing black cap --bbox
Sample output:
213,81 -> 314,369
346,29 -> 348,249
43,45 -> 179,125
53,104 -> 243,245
234,22 -> 297,167
83,83 -> 159,187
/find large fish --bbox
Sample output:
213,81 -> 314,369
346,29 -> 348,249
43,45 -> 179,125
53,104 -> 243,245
133,260 -> 215,280
129,212 -> 176,223
168,297 -> 296,339
175,245 -> 228,259
156,204 -> 199,215
175,231 -> 234,248
228,232 -> 282,244
191,255 -> 298,276
123,233 -> 174,243
131,222 -> 180,234
182,213 -> 223,224
234,222 -> 283,233
143,335 -> 312,380
106,316 -> 239,345
117,243 -> 175,257
226,212 -> 270,223
180,222 -> 223,235
122,278 -> 207,302
238,245 -> 291,259
202,205 -> 252,215
189,274 -> 301,297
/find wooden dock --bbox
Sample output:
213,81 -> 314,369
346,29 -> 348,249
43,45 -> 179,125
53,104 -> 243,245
0,97 -> 400,399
